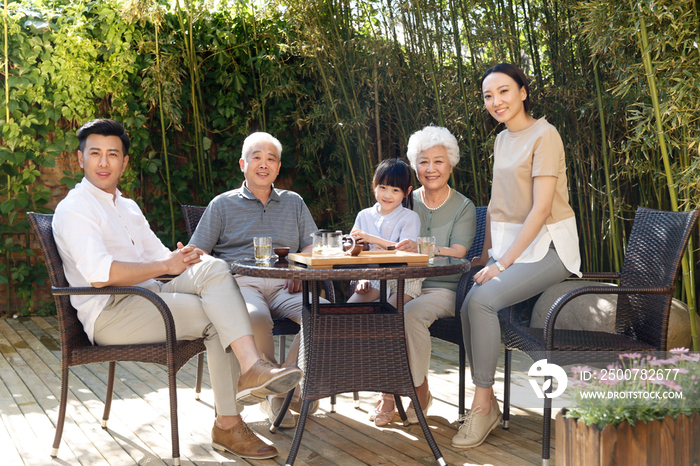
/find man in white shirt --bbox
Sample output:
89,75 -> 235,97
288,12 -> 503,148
52,119 -> 300,460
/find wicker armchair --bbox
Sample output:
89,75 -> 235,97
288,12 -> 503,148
427,205 -> 487,416
501,207 -> 699,466
181,205 -> 336,362
28,212 -> 206,466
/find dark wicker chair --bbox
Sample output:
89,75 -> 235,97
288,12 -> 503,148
28,212 -> 206,466
428,205 -> 487,416
181,205 -> 336,362
501,207 -> 699,466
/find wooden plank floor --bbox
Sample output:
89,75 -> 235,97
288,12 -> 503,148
0,316 -> 555,466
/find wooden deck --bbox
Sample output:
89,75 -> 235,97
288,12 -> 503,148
0,316 -> 555,466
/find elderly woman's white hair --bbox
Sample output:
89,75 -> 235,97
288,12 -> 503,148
406,126 -> 460,171
241,132 -> 283,162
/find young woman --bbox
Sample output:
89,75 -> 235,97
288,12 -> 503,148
452,63 -> 580,449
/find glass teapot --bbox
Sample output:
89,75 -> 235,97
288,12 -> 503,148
311,230 -> 356,257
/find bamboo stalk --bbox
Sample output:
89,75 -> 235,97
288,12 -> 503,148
637,9 -> 697,351
594,60 -> 620,272
4,0 -> 11,314
154,23 -> 176,247
449,0 -> 479,201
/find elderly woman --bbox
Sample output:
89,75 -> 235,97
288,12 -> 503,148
370,126 -> 476,426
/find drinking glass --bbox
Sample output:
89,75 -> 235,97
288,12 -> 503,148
417,236 -> 436,264
254,237 -> 272,263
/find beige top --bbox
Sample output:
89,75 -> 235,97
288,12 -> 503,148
489,118 -> 581,276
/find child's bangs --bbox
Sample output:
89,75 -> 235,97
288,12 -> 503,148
373,159 -> 412,193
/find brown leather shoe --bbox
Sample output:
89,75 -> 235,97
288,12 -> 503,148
236,358 -> 303,406
212,421 -> 278,459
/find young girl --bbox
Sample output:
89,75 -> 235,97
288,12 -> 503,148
348,157 -> 422,309
452,63 -> 581,449
348,158 -> 423,427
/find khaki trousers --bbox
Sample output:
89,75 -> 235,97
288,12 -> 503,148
94,255 -> 253,416
403,287 -> 457,387
235,275 -> 329,365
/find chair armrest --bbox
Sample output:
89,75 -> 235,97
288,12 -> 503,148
543,285 -> 674,350
52,285 -> 178,347
581,272 -> 622,280
454,265 -> 482,320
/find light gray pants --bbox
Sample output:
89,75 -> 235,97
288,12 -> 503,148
94,255 -> 253,415
461,245 -> 570,388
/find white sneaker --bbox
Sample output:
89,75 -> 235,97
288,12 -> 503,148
451,401 -> 502,449
406,393 -> 433,425
260,396 -> 296,429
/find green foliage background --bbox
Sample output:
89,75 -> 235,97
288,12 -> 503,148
1,0 -> 700,318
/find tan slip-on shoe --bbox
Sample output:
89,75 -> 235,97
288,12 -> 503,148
289,398 -> 321,416
406,393 -> 433,425
212,420 -> 278,459
451,401 -> 502,449
260,396 -> 296,429
236,358 -> 303,406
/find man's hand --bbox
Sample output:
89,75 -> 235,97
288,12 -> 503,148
284,279 -> 303,293
178,242 -> 206,261
355,279 -> 371,294
162,245 -> 202,275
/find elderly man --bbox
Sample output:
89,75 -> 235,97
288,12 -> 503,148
189,132 -> 323,428
53,119 -> 302,460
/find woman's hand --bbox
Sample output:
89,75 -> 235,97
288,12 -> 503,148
473,263 -> 503,285
396,238 -> 418,253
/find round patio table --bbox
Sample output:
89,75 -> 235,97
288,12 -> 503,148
231,256 -> 469,466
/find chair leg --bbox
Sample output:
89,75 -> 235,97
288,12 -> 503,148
285,399 -> 312,466
353,391 -> 360,409
195,354 -> 204,400
102,361 -> 116,429
458,343 -> 466,416
279,335 -> 287,363
503,349 -> 511,430
168,364 -> 181,466
270,389 -> 295,434
330,394 -> 336,413
51,367 -> 71,457
541,376 -> 552,466
394,394 -> 409,426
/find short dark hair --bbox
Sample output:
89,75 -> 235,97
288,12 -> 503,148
76,119 -> 131,154
373,158 -> 414,209
480,63 -> 531,113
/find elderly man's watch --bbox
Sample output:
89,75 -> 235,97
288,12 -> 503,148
495,261 -> 506,272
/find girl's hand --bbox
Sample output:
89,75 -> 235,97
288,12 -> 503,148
396,238 -> 418,253
351,229 -> 380,247
473,263 -> 503,285
355,279 -> 371,294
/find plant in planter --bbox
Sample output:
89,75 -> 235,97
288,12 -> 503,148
556,349 -> 700,465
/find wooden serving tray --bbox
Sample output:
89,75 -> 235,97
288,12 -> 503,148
288,250 -> 429,269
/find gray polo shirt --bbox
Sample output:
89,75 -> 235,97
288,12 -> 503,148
191,184 -> 318,263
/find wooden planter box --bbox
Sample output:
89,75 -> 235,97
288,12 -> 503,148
556,409 -> 700,465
